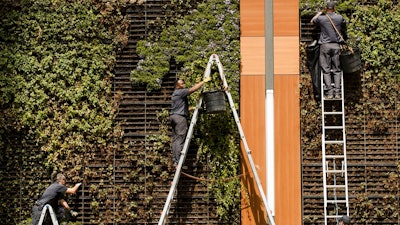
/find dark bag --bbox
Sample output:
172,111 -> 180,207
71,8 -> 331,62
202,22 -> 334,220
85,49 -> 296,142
340,45 -> 362,74
325,14 -> 362,74
306,40 -> 322,100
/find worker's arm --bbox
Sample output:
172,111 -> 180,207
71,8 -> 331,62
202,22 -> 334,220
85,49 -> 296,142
60,199 -> 71,210
188,77 -> 211,94
310,11 -> 323,25
65,183 -> 82,195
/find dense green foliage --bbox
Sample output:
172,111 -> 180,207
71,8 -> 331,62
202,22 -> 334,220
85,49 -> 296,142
0,0 -> 130,223
301,0 -> 400,223
130,0 -> 241,222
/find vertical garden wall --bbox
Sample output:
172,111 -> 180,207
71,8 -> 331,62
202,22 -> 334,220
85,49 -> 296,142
300,0 -> 400,223
0,0 -> 241,224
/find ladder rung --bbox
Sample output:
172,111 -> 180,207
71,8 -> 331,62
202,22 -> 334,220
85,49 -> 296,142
324,111 -> 343,115
324,126 -> 343,129
323,97 -> 341,100
326,184 -> 346,188
326,169 -> 346,173
325,155 -> 345,159
326,215 -> 344,219
326,200 -> 347,204
325,140 -> 344,144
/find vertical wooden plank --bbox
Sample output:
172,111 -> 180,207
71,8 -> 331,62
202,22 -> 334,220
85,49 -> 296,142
240,0 -> 265,36
274,0 -> 300,36
240,75 -> 267,225
274,75 -> 301,224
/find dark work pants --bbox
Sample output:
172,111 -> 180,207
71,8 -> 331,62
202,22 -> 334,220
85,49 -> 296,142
170,114 -> 188,164
320,43 -> 342,96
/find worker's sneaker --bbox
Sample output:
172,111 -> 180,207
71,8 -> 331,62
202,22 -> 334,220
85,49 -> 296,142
325,95 -> 333,99
334,94 -> 341,99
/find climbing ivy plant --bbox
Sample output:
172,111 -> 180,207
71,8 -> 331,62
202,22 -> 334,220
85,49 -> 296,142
300,0 -> 400,223
130,0 -> 241,222
0,0 -> 135,223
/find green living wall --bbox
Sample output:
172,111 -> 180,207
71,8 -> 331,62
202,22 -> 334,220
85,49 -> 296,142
0,0 -> 241,224
301,0 -> 400,223
0,0 -> 131,224
130,0 -> 241,222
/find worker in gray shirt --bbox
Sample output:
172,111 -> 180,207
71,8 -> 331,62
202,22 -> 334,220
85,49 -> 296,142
32,173 -> 81,225
311,1 -> 347,99
170,76 -> 211,167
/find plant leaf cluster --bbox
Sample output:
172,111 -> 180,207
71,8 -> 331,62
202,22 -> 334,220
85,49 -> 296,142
0,0 -> 133,223
130,0 -> 241,221
301,0 -> 400,223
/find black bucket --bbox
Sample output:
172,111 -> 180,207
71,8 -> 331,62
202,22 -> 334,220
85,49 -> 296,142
203,90 -> 226,114
340,48 -> 362,74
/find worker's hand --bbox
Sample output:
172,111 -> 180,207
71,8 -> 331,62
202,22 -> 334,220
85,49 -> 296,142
70,210 -> 78,217
203,77 -> 211,83
75,183 -> 82,188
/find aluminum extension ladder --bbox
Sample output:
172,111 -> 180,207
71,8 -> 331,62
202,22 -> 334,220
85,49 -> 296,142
320,71 -> 349,224
158,54 -> 275,225
38,204 -> 59,225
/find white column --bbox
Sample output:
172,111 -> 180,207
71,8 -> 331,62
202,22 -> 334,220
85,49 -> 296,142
265,0 -> 275,216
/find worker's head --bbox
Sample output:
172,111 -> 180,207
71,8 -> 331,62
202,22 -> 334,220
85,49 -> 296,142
339,215 -> 350,225
326,2 -> 335,11
175,79 -> 186,89
56,173 -> 66,185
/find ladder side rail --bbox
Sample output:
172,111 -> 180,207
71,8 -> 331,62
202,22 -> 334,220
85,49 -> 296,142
158,54 -> 214,225
224,90 -> 275,225
321,71 -> 329,225
158,96 -> 204,225
340,71 -> 350,215
213,54 -> 274,224
333,161 -> 339,217
38,204 -> 59,225
213,54 -> 229,89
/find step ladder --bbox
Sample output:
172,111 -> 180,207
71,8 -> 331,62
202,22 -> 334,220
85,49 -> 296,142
38,204 -> 59,225
320,71 -> 349,224
158,54 -> 275,225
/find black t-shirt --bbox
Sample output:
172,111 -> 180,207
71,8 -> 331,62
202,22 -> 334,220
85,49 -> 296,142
37,182 -> 68,209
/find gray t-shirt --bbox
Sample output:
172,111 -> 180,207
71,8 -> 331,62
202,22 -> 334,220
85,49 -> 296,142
171,88 -> 190,117
314,12 -> 345,44
36,182 -> 68,209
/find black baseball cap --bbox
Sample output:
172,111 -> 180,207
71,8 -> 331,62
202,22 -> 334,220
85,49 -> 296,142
326,2 -> 335,9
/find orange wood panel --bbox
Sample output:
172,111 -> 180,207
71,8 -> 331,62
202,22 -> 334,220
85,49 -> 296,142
274,75 -> 301,225
274,36 -> 299,75
240,75 -> 267,225
274,0 -> 300,36
240,0 -> 264,37
240,37 -> 265,76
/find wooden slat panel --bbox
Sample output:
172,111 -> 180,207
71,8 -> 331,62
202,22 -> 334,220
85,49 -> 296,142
274,36 -> 300,75
274,74 -> 301,225
240,0 -> 265,37
274,0 -> 299,36
240,37 -> 265,76
240,75 -> 267,225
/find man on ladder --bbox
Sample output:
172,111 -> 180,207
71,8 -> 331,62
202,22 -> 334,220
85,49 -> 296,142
310,1 -> 347,99
32,173 -> 81,225
311,2 -> 350,224
170,77 -> 211,168
159,54 -> 275,225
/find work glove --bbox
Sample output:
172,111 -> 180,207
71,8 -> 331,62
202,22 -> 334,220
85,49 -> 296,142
203,77 -> 211,83
70,210 -> 78,217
